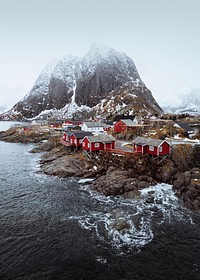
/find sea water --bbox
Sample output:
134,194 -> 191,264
0,121 -> 199,280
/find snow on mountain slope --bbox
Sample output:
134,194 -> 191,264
0,43 -> 162,120
82,43 -> 141,84
162,88 -> 200,115
23,55 -> 80,98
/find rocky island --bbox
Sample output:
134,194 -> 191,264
0,44 -> 199,212
0,124 -> 200,211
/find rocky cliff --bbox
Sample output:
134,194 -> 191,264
0,43 -> 163,120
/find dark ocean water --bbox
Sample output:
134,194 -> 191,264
0,121 -> 200,280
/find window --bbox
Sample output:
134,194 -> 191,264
82,142 -> 85,147
94,143 -> 100,148
74,139 -> 77,144
159,146 -> 162,152
79,139 -> 83,143
88,143 -> 90,148
149,145 -> 154,151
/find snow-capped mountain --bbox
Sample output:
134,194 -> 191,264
162,89 -> 200,115
0,43 -> 163,120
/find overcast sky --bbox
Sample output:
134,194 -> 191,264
0,0 -> 200,112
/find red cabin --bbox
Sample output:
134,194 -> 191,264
70,131 -> 93,147
49,120 -> 63,128
63,120 -> 83,126
62,131 -> 73,142
82,135 -> 115,152
114,119 -> 138,133
133,136 -> 171,156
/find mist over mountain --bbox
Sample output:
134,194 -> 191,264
0,43 -> 163,120
0,105 -> 7,114
162,88 -> 200,115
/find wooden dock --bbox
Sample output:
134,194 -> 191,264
60,140 -> 72,147
105,148 -> 135,156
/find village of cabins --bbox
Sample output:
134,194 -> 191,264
26,114 -> 199,160
48,115 -> 191,159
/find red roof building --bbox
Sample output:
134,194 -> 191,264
133,136 -> 171,156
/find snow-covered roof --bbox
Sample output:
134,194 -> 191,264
120,119 -> 137,126
133,136 -> 171,147
85,134 -> 115,143
83,121 -> 106,128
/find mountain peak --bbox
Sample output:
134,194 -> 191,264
85,42 -> 125,61
89,42 -> 117,54
0,45 -> 162,120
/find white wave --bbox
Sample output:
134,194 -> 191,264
78,178 -> 95,184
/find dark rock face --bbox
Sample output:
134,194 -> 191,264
75,52 -> 141,107
193,144 -> 200,167
10,78 -> 73,119
0,44 -> 163,120
173,168 -> 200,210
159,160 -> 177,183
48,78 -> 72,109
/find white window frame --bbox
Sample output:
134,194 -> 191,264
149,145 -> 154,151
82,142 -> 85,147
94,143 -> 100,148
159,146 -> 162,152
88,143 -> 90,148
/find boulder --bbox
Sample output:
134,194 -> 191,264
41,155 -> 85,177
160,160 -> 177,183
173,171 -> 192,189
124,189 -> 140,199
191,168 -> 200,179
112,219 -> 130,231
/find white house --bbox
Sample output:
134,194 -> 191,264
81,121 -> 106,133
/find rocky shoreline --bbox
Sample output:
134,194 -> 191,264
0,126 -> 200,211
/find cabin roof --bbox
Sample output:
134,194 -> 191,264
113,115 -> 135,122
71,131 -> 93,138
49,120 -> 63,124
119,119 -> 137,126
65,131 -> 73,136
176,122 -> 194,132
82,121 -> 106,128
58,127 -> 72,132
133,136 -> 171,147
85,134 -> 115,143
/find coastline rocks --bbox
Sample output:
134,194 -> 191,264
92,168 -> 153,197
0,126 -> 52,143
92,169 -> 127,196
173,171 -> 192,189
182,187 -> 200,211
41,155 -> 85,177
174,168 -> 200,210
159,160 -> 177,183
1,126 -> 200,211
